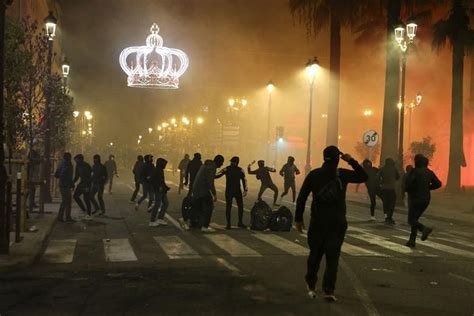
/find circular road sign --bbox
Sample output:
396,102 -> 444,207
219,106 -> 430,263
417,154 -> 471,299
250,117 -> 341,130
363,130 -> 379,147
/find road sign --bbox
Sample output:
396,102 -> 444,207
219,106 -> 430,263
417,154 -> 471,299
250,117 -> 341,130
363,130 -> 379,147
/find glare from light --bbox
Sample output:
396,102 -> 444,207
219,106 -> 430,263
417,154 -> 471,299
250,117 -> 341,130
170,118 -> 177,125
416,93 -> 422,106
196,117 -> 204,125
278,137 -> 284,143
266,80 -> 274,94
81,130 -> 87,135
148,127 -> 153,134
363,110 -> 373,117
137,139 -> 141,144
321,114 -> 328,118
241,99 -> 248,106
397,102 -> 403,110
62,62 -> 70,78
110,142 -> 114,146
44,11 -> 57,40
73,111 -> 80,118
181,116 -> 190,125
305,57 -> 319,83
157,126 -> 162,131
394,26 -> 405,44
88,130 -> 92,135
162,122 -> 169,128
139,135 -> 142,139
406,23 -> 418,41
228,98 -> 235,107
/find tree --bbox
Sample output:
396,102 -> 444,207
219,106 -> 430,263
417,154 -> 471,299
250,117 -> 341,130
409,136 -> 436,161
289,0 -> 369,146
432,0 -> 473,192
354,141 -> 381,164
49,77 -> 74,152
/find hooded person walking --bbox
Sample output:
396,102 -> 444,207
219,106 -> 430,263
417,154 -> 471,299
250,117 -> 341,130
73,154 -> 93,220
295,146 -> 367,302
54,152 -> 75,222
149,158 -> 170,227
90,154 -> 108,216
130,155 -> 144,203
377,158 -> 400,225
185,152 -> 202,196
104,154 -> 118,194
178,154 -> 190,194
279,156 -> 301,204
135,155 -> 155,211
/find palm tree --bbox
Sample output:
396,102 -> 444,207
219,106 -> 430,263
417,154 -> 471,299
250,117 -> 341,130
289,0 -> 369,147
432,0 -> 474,192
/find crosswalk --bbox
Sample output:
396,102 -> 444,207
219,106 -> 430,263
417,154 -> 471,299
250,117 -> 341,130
41,225 -> 474,265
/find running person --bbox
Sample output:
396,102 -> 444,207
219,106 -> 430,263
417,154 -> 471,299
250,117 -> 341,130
248,160 -> 279,206
279,156 -> 300,204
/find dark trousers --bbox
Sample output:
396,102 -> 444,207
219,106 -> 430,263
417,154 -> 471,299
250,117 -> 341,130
90,183 -> 105,212
194,195 -> 214,228
408,199 -> 430,241
306,221 -> 346,294
178,172 -> 185,194
381,189 -> 396,220
58,187 -> 72,220
74,184 -> 91,215
281,180 -> 296,202
367,189 -> 382,216
131,180 -> 141,201
151,191 -> 169,222
137,182 -> 154,207
225,190 -> 244,226
258,182 -> 278,204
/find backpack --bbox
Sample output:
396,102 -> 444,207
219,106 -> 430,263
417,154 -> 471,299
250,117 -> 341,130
315,169 -> 342,204
250,200 -> 272,231
268,206 -> 293,232
182,196 -> 200,228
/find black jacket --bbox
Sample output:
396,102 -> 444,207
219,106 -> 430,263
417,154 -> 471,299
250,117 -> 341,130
152,158 -> 169,192
248,166 -> 275,186
192,160 -> 217,199
141,161 -> 155,184
405,167 -> 442,202
216,165 -> 247,193
55,160 -> 74,189
73,161 -> 92,186
133,160 -> 144,182
364,166 -> 380,192
186,158 -> 202,186
92,163 -> 108,185
295,159 -> 367,225
279,163 -> 300,182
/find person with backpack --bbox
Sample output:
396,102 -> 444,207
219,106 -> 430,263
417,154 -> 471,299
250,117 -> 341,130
192,155 -> 224,232
248,160 -> 279,206
55,152 -> 75,222
149,158 -> 170,227
279,156 -> 300,204
216,156 -> 248,229
185,152 -> 202,196
295,146 -> 367,302
104,154 -> 118,193
90,154 -> 108,216
135,154 -> 155,211
362,159 -> 381,221
73,154 -> 93,220
130,155 -> 144,203
377,158 -> 400,225
178,154 -> 190,194
404,154 -> 442,248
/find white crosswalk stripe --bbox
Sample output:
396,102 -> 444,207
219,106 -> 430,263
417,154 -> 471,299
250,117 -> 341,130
42,239 -> 77,263
253,233 -> 309,256
205,234 -> 261,257
342,242 -> 390,257
154,236 -> 201,259
393,236 -> 474,259
103,238 -> 138,262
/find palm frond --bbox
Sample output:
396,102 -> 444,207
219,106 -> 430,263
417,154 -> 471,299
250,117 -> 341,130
432,19 -> 451,52
407,10 -> 433,25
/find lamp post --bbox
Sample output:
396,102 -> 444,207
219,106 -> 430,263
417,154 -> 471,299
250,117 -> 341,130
304,57 -> 319,176
394,22 -> 417,167
62,58 -> 70,91
266,80 -> 274,162
407,93 -> 422,145
41,11 -> 57,204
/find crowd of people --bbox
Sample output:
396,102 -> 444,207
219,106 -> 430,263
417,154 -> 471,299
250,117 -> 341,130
54,145 -> 442,303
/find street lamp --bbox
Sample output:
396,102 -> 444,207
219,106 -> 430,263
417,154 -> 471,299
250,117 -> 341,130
62,58 -> 70,78
228,98 -> 235,107
148,127 -> 153,134
394,21 -> 417,166
241,99 -> 248,107
138,135 -> 142,139
304,57 -> 319,176
170,118 -> 177,125
41,10 -> 57,203
73,111 -> 80,118
407,92 -> 423,145
266,79 -> 274,161
196,116 -> 204,125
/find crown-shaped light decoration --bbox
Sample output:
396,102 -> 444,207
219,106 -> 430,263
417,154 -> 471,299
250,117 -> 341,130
119,23 -> 189,89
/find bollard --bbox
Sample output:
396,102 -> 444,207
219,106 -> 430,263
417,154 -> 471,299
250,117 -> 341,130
15,172 -> 22,243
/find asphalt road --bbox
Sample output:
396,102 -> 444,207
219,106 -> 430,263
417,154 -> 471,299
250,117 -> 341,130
1,175 -> 473,316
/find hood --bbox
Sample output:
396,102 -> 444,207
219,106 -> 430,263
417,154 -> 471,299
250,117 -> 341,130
156,158 -> 168,169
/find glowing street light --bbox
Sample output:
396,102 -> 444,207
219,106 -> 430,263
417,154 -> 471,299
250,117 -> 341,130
157,126 -> 162,131
62,59 -> 70,78
44,11 -> 57,40
181,116 -> 190,125
170,118 -> 177,125
266,79 -> 275,161
110,142 -> 114,146
196,117 -> 204,125
81,130 -> 87,136
148,127 -> 153,134
363,110 -> 373,117
228,98 -> 235,107
73,111 -> 80,118
241,99 -> 248,106
138,135 -> 142,139
266,80 -> 274,94
304,57 -> 320,175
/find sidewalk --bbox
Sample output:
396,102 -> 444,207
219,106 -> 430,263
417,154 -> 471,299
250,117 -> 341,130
0,202 -> 59,273
346,190 -> 474,225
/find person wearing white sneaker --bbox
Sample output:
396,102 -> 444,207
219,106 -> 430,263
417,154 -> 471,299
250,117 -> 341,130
201,226 -> 216,233
150,158 -> 170,226
149,221 -> 159,227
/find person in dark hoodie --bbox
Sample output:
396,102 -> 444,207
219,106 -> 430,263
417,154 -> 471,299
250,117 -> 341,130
362,159 -> 381,221
404,154 -> 442,248
90,154 -> 108,216
149,158 -> 170,227
54,152 -> 75,222
73,154 -> 93,220
130,155 -> 144,203
104,154 -> 118,193
185,152 -> 202,196
377,158 -> 400,225
135,155 -> 155,211
295,146 -> 367,302
216,156 -> 248,229
178,154 -> 190,194
279,156 -> 300,204
192,154 -> 224,232
248,160 -> 279,206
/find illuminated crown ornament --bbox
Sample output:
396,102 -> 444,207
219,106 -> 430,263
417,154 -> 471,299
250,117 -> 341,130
119,23 -> 189,89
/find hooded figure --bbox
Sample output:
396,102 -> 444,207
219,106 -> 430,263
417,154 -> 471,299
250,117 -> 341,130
185,153 -> 203,196
135,155 -> 155,210
295,146 -> 367,301
130,155 -> 144,202
248,160 -> 279,206
362,159 -> 381,220
192,155 -> 224,232
73,154 -> 93,218
149,158 -> 170,226
377,158 -> 400,224
178,154 -> 191,194
55,152 -> 74,222
216,156 -> 248,229
104,154 -> 118,193
90,154 -> 108,216
279,156 -> 301,203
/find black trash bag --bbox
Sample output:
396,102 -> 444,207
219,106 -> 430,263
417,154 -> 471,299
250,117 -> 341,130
182,196 -> 201,228
269,206 -> 293,232
250,200 -> 272,231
